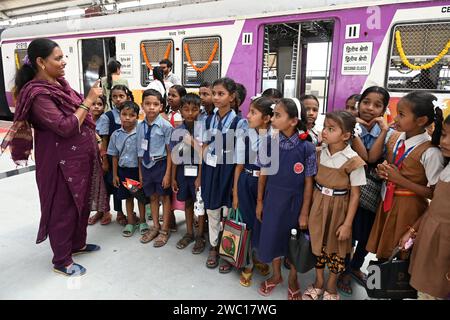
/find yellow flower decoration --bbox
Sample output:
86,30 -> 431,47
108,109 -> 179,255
395,30 -> 450,70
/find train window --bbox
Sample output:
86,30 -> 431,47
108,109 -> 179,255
386,21 -> 450,92
182,36 -> 221,87
262,21 -> 334,114
140,39 -> 174,87
14,49 -> 27,70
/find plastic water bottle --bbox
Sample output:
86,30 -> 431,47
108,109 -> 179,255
290,228 -> 297,240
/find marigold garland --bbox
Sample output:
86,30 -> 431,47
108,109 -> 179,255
395,30 -> 450,70
141,42 -> 172,70
184,42 -> 218,73
15,53 -> 20,70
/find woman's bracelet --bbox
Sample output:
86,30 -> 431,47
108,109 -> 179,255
79,103 -> 90,112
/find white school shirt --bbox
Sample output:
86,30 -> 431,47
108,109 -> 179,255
438,163 -> 450,183
147,80 -> 173,97
393,132 -> 444,186
319,144 -> 367,186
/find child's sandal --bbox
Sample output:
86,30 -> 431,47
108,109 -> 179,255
302,284 -> 324,300
239,270 -> 253,287
140,228 -> 159,244
122,224 -> 136,237
153,230 -> 170,248
288,285 -> 302,300
139,223 -> 150,235
323,290 -> 340,300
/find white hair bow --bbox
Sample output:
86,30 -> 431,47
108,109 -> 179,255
432,100 -> 445,110
291,98 -> 302,120
251,93 -> 262,101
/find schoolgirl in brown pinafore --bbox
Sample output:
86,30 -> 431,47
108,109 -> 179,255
309,151 -> 366,263
408,164 -> 450,299
366,131 -> 433,259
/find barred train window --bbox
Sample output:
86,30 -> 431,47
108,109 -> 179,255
14,49 -> 27,70
182,36 -> 221,87
386,22 -> 450,92
140,39 -> 174,87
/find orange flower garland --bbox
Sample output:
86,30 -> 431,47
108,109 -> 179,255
141,42 -> 172,70
184,42 -> 218,73
163,42 -> 172,60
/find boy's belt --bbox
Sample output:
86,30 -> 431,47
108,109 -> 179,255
315,182 -> 348,196
151,155 -> 167,162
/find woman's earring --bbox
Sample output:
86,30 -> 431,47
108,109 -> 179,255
41,65 -> 45,70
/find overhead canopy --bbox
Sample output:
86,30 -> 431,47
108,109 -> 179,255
0,1 -> 187,26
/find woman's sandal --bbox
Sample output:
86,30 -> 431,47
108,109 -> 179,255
323,290 -> 340,300
153,230 -> 170,248
258,277 -> 283,297
140,228 -> 159,244
88,212 -> 103,225
239,270 -> 253,287
288,283 -> 302,300
302,284 -> 324,300
122,224 -> 136,237
176,233 -> 195,249
218,259 -> 233,274
100,212 -> 112,225
206,249 -> 219,269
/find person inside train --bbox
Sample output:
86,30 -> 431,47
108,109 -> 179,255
159,59 -> 181,85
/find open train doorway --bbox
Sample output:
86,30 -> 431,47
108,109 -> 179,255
79,37 -> 116,95
262,20 -> 334,114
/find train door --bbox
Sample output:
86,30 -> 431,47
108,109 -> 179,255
262,20 -> 334,114
79,37 -> 115,95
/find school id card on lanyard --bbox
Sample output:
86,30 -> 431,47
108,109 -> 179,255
205,112 -> 232,167
141,123 -> 154,151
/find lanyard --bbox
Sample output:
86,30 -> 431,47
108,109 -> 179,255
392,140 -> 414,167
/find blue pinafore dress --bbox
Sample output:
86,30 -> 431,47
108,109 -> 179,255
201,112 -> 241,210
237,132 -> 263,240
256,136 -> 315,263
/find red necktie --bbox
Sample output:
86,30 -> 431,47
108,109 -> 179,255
383,141 -> 405,212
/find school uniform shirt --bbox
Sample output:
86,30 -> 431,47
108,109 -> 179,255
356,123 -> 394,154
170,122 -> 201,165
309,126 -> 321,146
439,163 -> 450,182
167,109 -> 183,127
165,72 -> 181,85
198,106 -> 217,123
236,127 -> 271,165
147,80 -> 173,98
106,127 -> 138,168
320,144 -> 367,186
202,109 -> 248,164
96,106 -> 121,135
137,115 -> 173,169
393,131 -> 444,186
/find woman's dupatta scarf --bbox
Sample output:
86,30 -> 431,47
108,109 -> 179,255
0,78 -> 95,165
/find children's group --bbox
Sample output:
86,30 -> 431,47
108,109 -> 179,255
88,59 -> 450,301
